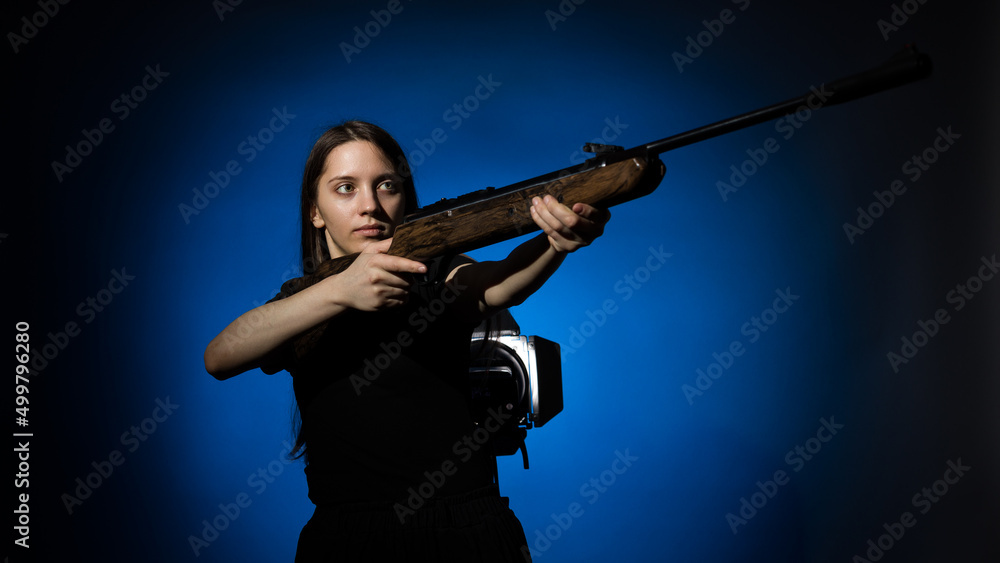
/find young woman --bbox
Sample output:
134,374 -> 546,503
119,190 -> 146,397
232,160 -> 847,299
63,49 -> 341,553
204,121 -> 610,561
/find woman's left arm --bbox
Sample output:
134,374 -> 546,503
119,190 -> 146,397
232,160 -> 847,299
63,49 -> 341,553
446,195 -> 610,316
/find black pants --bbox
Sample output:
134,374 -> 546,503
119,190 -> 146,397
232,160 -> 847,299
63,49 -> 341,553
295,486 -> 531,562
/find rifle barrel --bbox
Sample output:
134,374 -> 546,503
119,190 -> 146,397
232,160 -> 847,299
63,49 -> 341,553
642,45 -> 932,156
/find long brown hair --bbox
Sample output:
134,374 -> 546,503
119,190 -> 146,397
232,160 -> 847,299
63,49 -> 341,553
298,120 -> 419,273
291,121 -> 418,460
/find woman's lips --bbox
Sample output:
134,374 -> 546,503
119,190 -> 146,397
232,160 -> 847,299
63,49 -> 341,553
354,225 -> 385,237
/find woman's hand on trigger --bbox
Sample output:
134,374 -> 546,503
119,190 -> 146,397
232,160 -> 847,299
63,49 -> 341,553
530,195 -> 611,254
332,238 -> 426,311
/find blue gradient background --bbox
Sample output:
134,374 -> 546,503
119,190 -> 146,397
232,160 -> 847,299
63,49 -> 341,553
7,1 -> 998,562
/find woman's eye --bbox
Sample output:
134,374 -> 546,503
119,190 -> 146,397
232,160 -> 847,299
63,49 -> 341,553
377,180 -> 395,191
335,184 -> 354,194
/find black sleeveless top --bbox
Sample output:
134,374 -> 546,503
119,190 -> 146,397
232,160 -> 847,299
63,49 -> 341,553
266,255 -> 496,505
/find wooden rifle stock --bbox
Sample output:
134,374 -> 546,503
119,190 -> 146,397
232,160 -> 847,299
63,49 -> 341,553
292,155 -> 665,357
291,45 -> 932,358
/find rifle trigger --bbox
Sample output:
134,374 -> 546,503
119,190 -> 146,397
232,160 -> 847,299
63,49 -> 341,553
582,142 -> 624,155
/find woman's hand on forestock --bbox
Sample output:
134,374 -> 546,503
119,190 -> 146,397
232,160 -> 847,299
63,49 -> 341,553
530,195 -> 611,254
334,238 -> 427,311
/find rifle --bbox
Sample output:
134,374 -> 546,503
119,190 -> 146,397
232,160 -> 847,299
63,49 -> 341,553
293,45 -> 932,358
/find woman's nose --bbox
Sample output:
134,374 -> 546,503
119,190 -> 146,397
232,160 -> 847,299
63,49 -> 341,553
359,186 -> 381,214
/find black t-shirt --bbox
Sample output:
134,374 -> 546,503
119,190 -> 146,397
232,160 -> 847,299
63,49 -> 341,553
266,255 -> 496,505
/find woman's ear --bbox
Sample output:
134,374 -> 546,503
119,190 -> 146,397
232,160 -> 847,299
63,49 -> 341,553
310,204 -> 325,229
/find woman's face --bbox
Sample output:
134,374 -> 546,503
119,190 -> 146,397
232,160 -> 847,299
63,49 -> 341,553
311,140 -> 407,258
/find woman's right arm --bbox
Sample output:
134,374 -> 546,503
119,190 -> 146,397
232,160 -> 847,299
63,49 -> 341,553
204,240 -> 425,380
